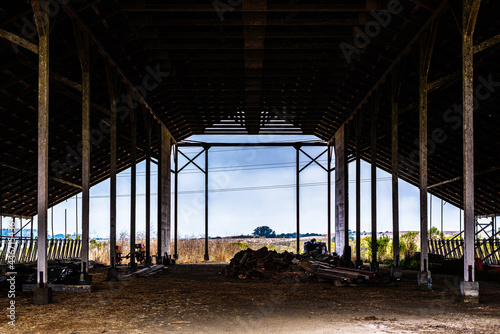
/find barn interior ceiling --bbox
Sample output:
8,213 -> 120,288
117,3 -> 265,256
0,0 -> 499,218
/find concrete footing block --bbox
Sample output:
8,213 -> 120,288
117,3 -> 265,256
417,271 -> 430,286
460,281 -> 479,303
34,287 -> 52,305
390,266 -> 403,278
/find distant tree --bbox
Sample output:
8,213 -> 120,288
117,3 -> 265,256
252,226 -> 276,238
429,227 -> 444,240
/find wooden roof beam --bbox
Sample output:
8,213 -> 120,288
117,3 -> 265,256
329,0 -> 449,143
61,3 -> 176,143
122,1 -> 388,12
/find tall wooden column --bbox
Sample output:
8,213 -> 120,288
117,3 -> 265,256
145,115 -> 152,264
33,0 -> 50,289
105,64 -> 118,269
334,125 -> 349,258
391,68 -> 401,267
159,125 -> 172,261
463,0 -> 481,283
371,94 -> 380,268
129,97 -> 137,271
73,23 -> 90,277
355,113 -> 362,266
419,24 -> 437,272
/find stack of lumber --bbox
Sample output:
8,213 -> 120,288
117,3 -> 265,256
223,247 -> 392,285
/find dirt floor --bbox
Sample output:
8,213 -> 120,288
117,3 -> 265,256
1,264 -> 500,334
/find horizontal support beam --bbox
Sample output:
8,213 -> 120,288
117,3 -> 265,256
122,2 -> 387,12
330,0 -> 448,143
0,28 -> 38,54
427,166 -> 500,190
0,162 -> 82,189
129,18 -> 363,26
178,142 -> 326,147
474,33 -> 500,54
137,30 -> 352,39
62,3 -> 176,144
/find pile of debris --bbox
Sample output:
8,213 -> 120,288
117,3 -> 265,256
223,246 -> 392,285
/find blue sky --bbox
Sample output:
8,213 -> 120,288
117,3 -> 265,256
2,134 -> 469,239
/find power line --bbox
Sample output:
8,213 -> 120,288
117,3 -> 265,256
87,177 -> 392,199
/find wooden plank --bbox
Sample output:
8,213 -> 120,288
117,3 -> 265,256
123,264 -> 165,278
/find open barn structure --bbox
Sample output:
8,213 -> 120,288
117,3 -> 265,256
1,0 -> 500,305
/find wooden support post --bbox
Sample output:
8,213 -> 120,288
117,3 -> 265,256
419,23 -> 437,272
174,145 -> 179,260
129,93 -> 137,272
463,0 -> 481,283
391,66 -> 401,267
33,0 -> 50,289
159,125 -> 172,262
296,146 -> 300,254
105,63 -> 118,269
204,147 -> 210,261
145,115 -> 152,265
327,144 -> 332,254
334,125 -> 348,258
371,93 -> 380,268
73,22 -> 90,277
157,124 -> 162,263
356,113 -> 362,266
